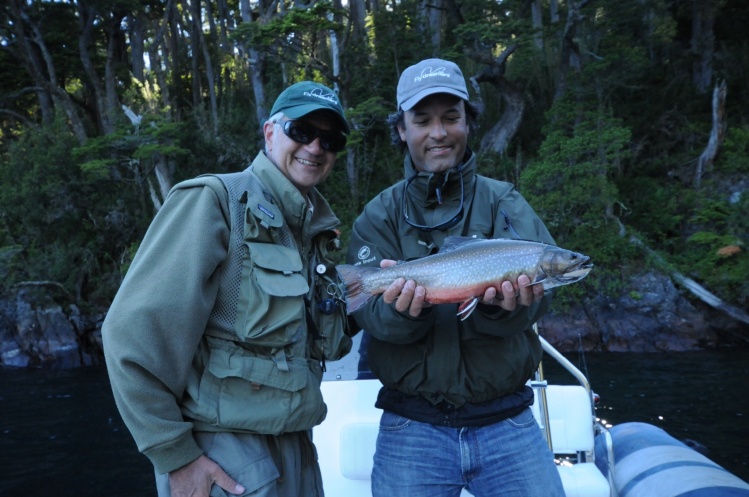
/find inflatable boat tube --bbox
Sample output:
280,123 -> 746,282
607,422 -> 749,497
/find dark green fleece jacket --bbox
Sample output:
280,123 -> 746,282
347,151 -> 555,407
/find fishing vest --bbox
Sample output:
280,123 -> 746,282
181,164 -> 351,435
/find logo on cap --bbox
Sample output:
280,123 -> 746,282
304,88 -> 340,105
414,66 -> 452,82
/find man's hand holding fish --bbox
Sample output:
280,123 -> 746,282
377,258 -> 543,317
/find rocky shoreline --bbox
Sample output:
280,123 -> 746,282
1,271 -> 747,369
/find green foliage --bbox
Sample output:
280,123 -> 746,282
619,177 -> 697,250
719,125 -> 749,173
2,0 -> 749,316
0,120 -> 143,306
73,114 -> 191,184
232,2 -> 345,67
520,99 -> 636,305
522,100 -> 630,242
674,191 -> 749,305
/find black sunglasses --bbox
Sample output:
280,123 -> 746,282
281,120 -> 347,152
402,166 -> 465,232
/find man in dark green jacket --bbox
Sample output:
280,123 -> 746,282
346,59 -> 565,496
103,81 -> 355,497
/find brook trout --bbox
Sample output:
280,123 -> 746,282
336,236 -> 593,319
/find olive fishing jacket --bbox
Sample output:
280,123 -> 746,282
103,152 -> 352,475
347,151 -> 555,408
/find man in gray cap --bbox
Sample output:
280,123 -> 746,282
346,59 -> 565,496
103,81 -> 356,497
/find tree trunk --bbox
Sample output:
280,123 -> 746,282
349,0 -> 367,41
129,13 -> 147,83
693,80 -> 727,187
10,0 -> 88,143
104,15 -> 123,133
147,0 -> 176,119
469,44 -> 525,157
553,0 -> 589,102
189,0 -> 218,134
691,0 -> 716,94
77,3 -> 115,135
531,0 -> 543,50
239,0 -> 268,131
427,0 -> 443,52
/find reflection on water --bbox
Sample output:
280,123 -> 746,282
1,348 -> 747,496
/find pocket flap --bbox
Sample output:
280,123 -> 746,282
208,345 -> 308,392
247,242 -> 309,297
247,242 -> 303,273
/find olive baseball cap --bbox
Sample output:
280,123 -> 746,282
269,81 -> 350,134
397,58 -> 469,111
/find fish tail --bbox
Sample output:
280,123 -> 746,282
335,264 -> 378,314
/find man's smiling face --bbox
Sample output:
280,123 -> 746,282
264,110 -> 342,196
398,93 -> 469,174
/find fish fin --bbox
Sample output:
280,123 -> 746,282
335,264 -> 378,314
457,298 -> 479,321
439,236 -> 483,253
529,274 -> 547,286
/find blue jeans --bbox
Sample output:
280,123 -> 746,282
371,408 -> 565,497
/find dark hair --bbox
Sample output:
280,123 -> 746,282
387,98 -> 482,153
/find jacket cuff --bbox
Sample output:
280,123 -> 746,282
145,431 -> 204,475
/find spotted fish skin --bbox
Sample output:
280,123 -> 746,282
336,236 -> 593,317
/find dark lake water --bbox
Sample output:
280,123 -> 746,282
1,347 -> 748,496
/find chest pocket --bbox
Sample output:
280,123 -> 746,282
234,242 -> 309,347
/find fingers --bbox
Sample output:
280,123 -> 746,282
381,277 -> 406,305
497,280 -> 518,311
168,455 -> 245,497
409,285 -> 428,317
481,286 -> 498,304
485,274 -> 544,311
515,275 -> 537,307
382,277 -> 428,317
215,471 -> 246,496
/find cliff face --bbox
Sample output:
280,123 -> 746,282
1,271 -> 747,369
540,271 -> 749,353
0,290 -> 104,368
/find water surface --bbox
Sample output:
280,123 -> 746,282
1,348 -> 747,496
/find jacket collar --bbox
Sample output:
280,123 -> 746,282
402,149 -> 476,207
250,152 -> 340,234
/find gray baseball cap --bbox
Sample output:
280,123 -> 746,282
397,58 -> 469,111
270,81 -> 349,133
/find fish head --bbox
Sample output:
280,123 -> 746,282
540,247 -> 594,287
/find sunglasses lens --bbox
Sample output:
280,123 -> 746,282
283,121 -> 346,152
320,134 -> 346,152
285,121 -> 314,144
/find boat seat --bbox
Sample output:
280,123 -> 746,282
531,384 -> 596,455
557,463 -> 611,497
531,384 -> 610,497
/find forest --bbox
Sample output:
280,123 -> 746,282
0,0 -> 747,318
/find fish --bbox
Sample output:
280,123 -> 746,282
336,236 -> 593,320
